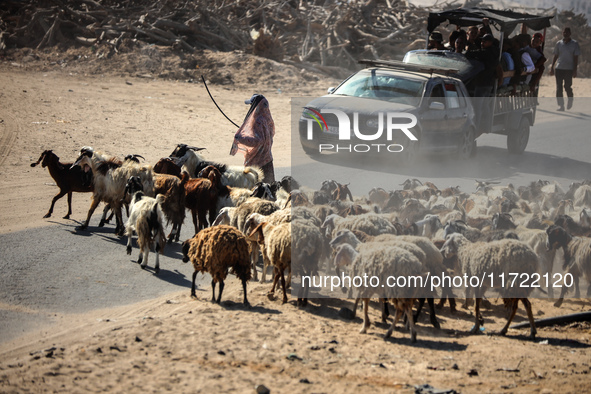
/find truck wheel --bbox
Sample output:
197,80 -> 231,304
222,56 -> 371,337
507,118 -> 530,154
459,127 -> 475,159
302,144 -> 319,156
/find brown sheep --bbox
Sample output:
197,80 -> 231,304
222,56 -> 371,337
154,171 -> 189,242
182,225 -> 252,304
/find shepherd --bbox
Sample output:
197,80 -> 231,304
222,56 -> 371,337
230,94 -> 275,183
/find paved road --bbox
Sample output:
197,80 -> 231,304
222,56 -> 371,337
0,169 -> 293,344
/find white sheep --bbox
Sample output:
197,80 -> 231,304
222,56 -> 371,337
292,218 -> 325,307
124,177 -> 166,274
243,208 -> 291,283
546,225 -> 591,307
248,222 -> 291,303
321,212 -> 397,239
330,230 -> 447,329
440,233 -> 538,339
335,243 -> 423,342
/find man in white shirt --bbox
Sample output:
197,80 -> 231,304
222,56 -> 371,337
550,27 -> 581,111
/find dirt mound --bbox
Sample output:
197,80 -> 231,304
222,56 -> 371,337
2,42 -> 344,91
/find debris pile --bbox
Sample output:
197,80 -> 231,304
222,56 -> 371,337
1,0 -> 591,77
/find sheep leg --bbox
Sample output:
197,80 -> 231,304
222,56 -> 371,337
65,192 -> 73,219
297,278 -> 309,307
574,275 -> 580,298
280,270 -> 288,304
427,298 -> 440,329
167,225 -> 176,244
360,298 -> 370,334
522,298 -> 537,339
216,280 -> 224,304
381,299 -> 390,323
191,271 -> 198,298
191,210 -> 199,235
77,197 -> 101,230
385,306 -> 404,339
553,281 -> 569,307
174,222 -> 182,242
286,268 -> 291,289
115,209 -> 125,236
268,268 -> 280,300
154,237 -> 162,275
352,298 -> 360,319
241,279 -> 249,305
211,280 -> 217,302
406,304 -> 418,343
497,299 -> 518,336
413,298 -> 425,323
249,243 -> 259,282
260,254 -> 270,284
126,227 -> 133,255
44,190 -> 67,218
99,204 -> 111,227
469,298 -> 483,334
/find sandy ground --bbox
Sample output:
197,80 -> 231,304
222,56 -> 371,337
1,62 -> 591,392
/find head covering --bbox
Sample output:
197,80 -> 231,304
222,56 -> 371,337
230,95 -> 275,167
533,32 -> 544,41
482,34 -> 494,42
430,31 -> 443,42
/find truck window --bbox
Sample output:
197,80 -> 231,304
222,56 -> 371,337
430,84 -> 445,107
444,83 -> 462,109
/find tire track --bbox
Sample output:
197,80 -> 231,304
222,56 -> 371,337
0,110 -> 19,169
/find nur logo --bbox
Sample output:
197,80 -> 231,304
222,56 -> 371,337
303,107 -> 418,141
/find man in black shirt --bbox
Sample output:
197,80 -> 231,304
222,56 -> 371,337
465,34 -> 499,133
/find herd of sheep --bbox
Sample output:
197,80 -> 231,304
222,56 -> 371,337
31,146 -> 591,343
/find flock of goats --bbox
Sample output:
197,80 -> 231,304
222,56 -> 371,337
31,144 -> 591,342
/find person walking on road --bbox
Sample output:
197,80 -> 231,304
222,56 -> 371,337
550,27 -> 580,111
230,94 -> 276,183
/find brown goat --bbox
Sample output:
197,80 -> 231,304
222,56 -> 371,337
184,165 -> 225,234
153,157 -> 182,178
31,150 -> 93,219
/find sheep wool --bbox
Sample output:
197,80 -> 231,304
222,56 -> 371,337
183,225 -> 251,304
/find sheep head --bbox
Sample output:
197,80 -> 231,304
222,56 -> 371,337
170,144 -> 205,158
280,175 -> 300,193
247,222 -> 270,244
250,182 -> 277,201
31,150 -> 54,168
439,233 -> 467,259
333,243 -> 357,269
545,224 -> 571,252
491,212 -> 516,230
124,154 -> 145,163
71,153 -> 93,172
329,229 -> 359,249
181,239 -> 192,263
124,176 -> 144,198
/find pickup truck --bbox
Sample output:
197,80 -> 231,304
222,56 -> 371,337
298,8 -> 553,159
